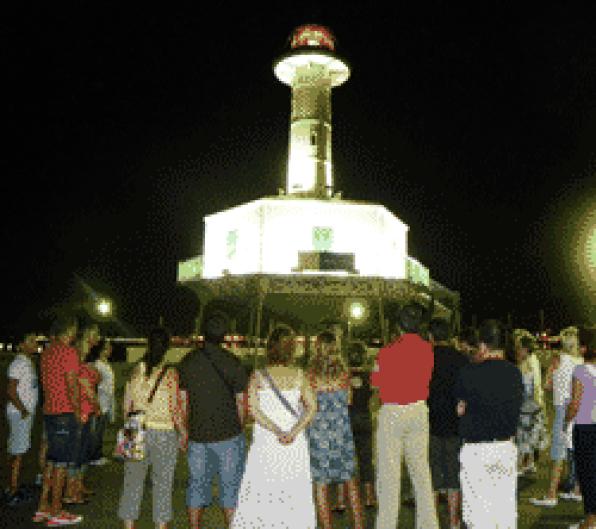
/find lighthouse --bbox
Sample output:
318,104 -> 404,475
274,25 -> 350,198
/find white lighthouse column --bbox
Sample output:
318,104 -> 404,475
287,62 -> 333,197
274,25 -> 350,199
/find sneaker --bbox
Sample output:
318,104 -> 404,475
32,511 -> 51,523
45,511 -> 83,526
529,496 -> 558,507
559,492 -> 583,502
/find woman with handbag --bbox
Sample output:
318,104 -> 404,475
231,324 -> 318,528
117,327 -> 187,529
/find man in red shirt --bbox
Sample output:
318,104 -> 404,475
34,317 -> 83,527
371,303 -> 438,529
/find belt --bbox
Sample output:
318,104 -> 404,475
464,436 -> 512,444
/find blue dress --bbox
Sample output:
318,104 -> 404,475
307,389 -> 356,484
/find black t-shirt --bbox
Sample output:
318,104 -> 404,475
349,370 -> 373,433
454,359 -> 523,442
427,345 -> 470,437
178,343 -> 249,443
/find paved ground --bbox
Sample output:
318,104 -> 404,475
0,355 -> 586,528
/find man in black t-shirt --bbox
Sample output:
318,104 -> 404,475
178,312 -> 248,529
427,318 -> 469,529
455,319 -> 523,529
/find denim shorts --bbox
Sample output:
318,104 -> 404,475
550,405 -> 568,461
187,433 -> 246,508
71,419 -> 92,470
44,413 -> 78,467
6,409 -> 35,456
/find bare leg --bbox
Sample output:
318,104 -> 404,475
8,455 -> 22,494
346,478 -> 364,529
188,507 -> 206,529
123,521 -> 135,529
223,507 -> 235,528
37,463 -> 53,513
315,483 -> 333,529
39,438 -> 48,474
363,481 -> 376,507
335,482 -> 346,509
156,523 -> 168,529
447,489 -> 461,529
50,466 -> 67,515
547,461 -> 564,499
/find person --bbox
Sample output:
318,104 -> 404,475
336,341 -> 376,510
177,311 -> 248,529
88,339 -> 115,466
64,326 -> 102,504
34,317 -> 83,526
118,327 -> 186,529
5,333 -> 39,507
231,325 -> 318,528
307,331 -> 364,529
564,325 -> 596,529
531,326 -> 583,507
372,303 -> 439,529
455,319 -> 523,529
427,318 -> 470,529
515,336 -> 548,476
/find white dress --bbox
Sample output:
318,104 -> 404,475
231,372 -> 316,529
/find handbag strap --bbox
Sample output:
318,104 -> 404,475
261,368 -> 299,418
202,349 -> 235,396
148,365 -> 169,404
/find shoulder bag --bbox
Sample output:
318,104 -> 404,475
260,368 -> 302,419
113,365 -> 169,462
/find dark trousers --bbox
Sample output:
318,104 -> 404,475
89,414 -> 108,461
573,424 -> 596,515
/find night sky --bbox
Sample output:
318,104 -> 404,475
4,6 -> 596,338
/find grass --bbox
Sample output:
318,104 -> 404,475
0,353 -> 585,528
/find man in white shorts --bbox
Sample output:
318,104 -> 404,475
5,333 -> 39,505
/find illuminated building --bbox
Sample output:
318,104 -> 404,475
178,24 -> 459,347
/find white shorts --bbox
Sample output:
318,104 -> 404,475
6,409 -> 34,456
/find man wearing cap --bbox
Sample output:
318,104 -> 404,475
372,303 -> 439,529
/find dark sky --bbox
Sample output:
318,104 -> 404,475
4,6 -> 596,338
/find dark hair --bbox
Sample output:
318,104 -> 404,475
49,317 -> 77,339
266,324 -> 294,366
347,341 -> 368,368
429,318 -> 451,342
203,311 -> 228,344
459,327 -> 478,347
398,303 -> 425,334
579,326 -> 596,361
87,338 -> 106,363
478,319 -> 503,350
146,327 -> 170,371
309,331 -> 348,379
519,336 -> 533,350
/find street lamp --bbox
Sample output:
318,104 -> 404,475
96,298 -> 113,318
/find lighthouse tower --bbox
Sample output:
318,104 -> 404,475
274,25 -> 350,198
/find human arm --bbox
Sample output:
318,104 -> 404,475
65,371 -> 81,423
236,392 -> 246,428
247,371 -> 284,437
284,371 -> 317,442
544,354 -> 560,391
166,369 -> 188,451
7,378 -> 29,418
564,376 -> 584,426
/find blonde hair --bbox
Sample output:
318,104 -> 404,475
560,326 -> 579,356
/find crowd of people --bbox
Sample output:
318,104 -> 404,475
3,307 -> 595,529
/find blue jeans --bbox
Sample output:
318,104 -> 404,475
187,433 -> 246,508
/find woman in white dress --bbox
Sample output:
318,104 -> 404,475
232,325 -> 318,529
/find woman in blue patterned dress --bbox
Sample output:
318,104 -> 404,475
307,331 -> 364,529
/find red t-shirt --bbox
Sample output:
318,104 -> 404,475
79,363 -> 100,422
41,342 -> 81,414
370,333 -> 434,405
